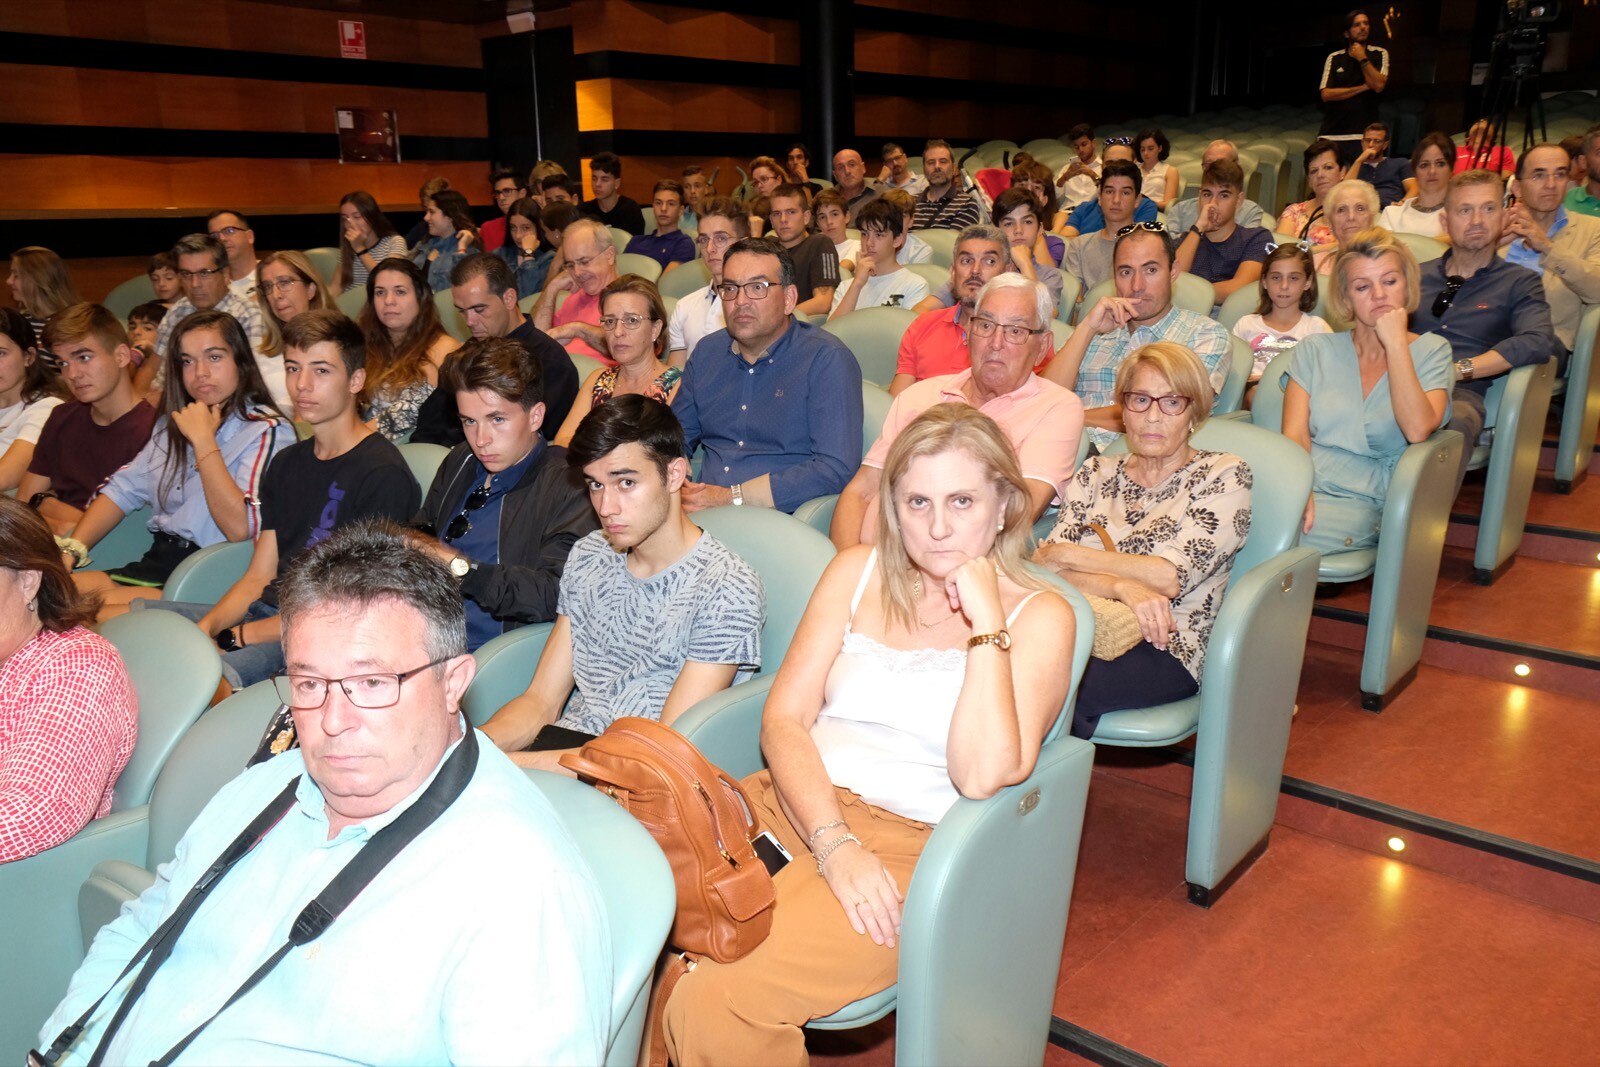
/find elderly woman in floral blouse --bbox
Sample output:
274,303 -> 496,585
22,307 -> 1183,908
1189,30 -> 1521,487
1033,342 -> 1252,738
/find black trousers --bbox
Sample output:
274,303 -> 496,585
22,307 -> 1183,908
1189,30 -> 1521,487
1071,641 -> 1199,739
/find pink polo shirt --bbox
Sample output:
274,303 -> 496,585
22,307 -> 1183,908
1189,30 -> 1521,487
896,305 -> 971,382
555,287 -> 609,362
858,369 -> 1084,542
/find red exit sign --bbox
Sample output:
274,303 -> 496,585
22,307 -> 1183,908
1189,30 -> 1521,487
339,20 -> 366,60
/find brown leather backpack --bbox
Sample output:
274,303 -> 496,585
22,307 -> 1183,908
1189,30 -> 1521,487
559,716 -> 776,962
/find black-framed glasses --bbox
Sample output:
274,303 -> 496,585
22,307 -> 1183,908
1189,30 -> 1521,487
714,280 -> 777,301
1115,222 -> 1166,238
208,226 -> 246,238
1432,275 -> 1466,318
177,267 -> 226,280
444,484 -> 492,543
1122,391 -> 1193,415
969,315 -> 1048,345
271,657 -> 453,710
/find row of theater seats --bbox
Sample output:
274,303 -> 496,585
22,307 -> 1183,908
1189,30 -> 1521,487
2,402 -> 1337,1061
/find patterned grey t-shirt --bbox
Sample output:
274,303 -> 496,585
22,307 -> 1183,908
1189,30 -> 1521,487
557,529 -> 765,735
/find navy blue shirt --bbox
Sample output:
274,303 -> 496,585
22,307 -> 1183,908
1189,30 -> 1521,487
446,441 -> 544,649
1066,196 -> 1159,235
1190,225 -> 1273,286
625,230 -> 696,269
1411,255 -> 1565,396
1358,157 -> 1412,208
673,319 -> 863,512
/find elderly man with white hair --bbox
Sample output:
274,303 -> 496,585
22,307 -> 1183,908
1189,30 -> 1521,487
830,273 -> 1084,548
532,216 -> 619,361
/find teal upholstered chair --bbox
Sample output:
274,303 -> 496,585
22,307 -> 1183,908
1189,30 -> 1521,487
334,284 -> 367,320
916,228 -> 959,268
301,247 -> 341,286
906,263 -> 948,296
1253,350 -> 1464,708
162,540 -> 254,604
822,306 -> 919,387
672,571 -> 1097,1066
571,352 -> 608,386
1215,284 -> 1260,333
1393,231 -> 1448,265
1215,335 -> 1255,415
1090,419 -> 1320,901
1551,305 -> 1600,493
77,506 -> 155,573
0,611 -> 224,1055
608,226 -> 633,254
522,772 -> 675,1067
658,259 -> 712,300
462,623 -> 557,727
1057,273 -> 1083,323
615,252 -> 664,282
791,382 -> 893,536
1464,359 -> 1556,583
103,274 -> 158,320
434,287 -> 469,341
397,441 -> 449,496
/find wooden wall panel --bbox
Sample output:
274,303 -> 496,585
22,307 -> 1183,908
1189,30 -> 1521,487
855,0 -> 1149,39
0,64 -> 487,138
577,79 -> 800,134
0,155 -> 490,215
855,96 -> 1082,142
0,0 -> 482,67
570,0 -> 797,64
854,30 -> 1139,90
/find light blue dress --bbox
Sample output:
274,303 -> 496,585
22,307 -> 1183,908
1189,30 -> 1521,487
1287,330 -> 1453,553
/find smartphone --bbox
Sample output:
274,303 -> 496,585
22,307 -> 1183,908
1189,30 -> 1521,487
752,830 -> 792,876
525,724 -> 599,752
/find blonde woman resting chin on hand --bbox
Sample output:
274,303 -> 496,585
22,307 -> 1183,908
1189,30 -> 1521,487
662,403 -> 1075,1067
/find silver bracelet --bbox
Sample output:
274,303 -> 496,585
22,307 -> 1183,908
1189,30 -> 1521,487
814,832 -> 861,873
807,819 -> 846,847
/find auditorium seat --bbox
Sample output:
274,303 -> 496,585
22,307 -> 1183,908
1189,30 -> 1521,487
397,441 -> 450,493
915,228 -> 959,268
103,274 -> 158,321
615,252 -> 664,282
434,288 -> 469,341
0,611 -> 224,1055
822,306 -> 919,388
77,506 -> 155,573
1551,304 -> 1600,493
301,247 -> 341,285
673,569 -> 1096,1066
334,285 -> 367,320
658,259 -> 711,300
1253,351 -> 1464,709
1464,358 -> 1557,583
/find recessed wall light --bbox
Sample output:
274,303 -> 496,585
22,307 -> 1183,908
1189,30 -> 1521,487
1513,663 -> 1532,677
1387,836 -> 1406,853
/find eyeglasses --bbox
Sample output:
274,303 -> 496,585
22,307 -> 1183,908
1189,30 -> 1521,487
1122,391 -> 1193,415
694,232 -> 735,248
444,483 -> 491,543
1432,275 -> 1466,318
969,315 -> 1048,345
208,226 -> 246,239
1264,239 -> 1314,254
1115,222 -> 1166,238
271,657 -> 452,710
714,280 -> 778,301
493,187 -> 523,199
260,277 -> 305,294
600,313 -> 653,332
1105,136 -> 1133,146
177,267 -> 226,280
568,249 -> 613,271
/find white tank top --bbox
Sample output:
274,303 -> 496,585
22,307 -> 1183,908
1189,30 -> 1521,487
810,550 -> 1043,825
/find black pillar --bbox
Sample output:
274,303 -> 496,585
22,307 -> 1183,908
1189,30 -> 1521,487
482,25 -> 579,174
800,0 -> 854,173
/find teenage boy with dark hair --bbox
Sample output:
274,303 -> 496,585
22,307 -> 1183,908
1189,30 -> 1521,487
765,182 -> 840,316
1173,158 -> 1274,301
481,394 -> 763,771
410,336 -> 597,650
579,152 -> 644,235
137,309 -> 419,691
625,179 -> 696,271
21,304 -> 156,534
542,173 -> 581,205
827,198 -> 930,318
481,165 -> 528,252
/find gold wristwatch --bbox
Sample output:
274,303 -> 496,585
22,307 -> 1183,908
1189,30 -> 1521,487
967,630 -> 1012,651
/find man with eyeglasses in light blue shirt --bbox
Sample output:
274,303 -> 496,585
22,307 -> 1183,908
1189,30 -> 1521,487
672,237 -> 862,513
39,520 -> 611,1066
1043,227 -> 1230,450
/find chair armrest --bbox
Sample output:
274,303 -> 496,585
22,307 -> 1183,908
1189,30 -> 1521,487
1475,359 -> 1556,576
462,623 -> 556,728
161,540 -> 254,604
0,808 -> 151,1057
671,675 -> 775,779
1554,304 -> 1600,489
79,859 -> 158,953
792,495 -> 839,538
894,736 -> 1096,1067
1187,546 -> 1321,890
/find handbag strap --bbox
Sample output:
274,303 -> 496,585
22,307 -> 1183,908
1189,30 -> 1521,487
1086,522 -> 1117,554
45,728 -> 479,1067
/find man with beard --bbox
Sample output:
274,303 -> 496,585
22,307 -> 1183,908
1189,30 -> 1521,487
889,225 -> 1016,395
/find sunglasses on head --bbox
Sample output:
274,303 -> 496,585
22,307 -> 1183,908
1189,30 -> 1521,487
443,484 -> 491,543
1104,136 -> 1133,146
1115,222 -> 1166,237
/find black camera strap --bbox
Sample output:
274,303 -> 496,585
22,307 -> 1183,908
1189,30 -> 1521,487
35,727 -> 478,1067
